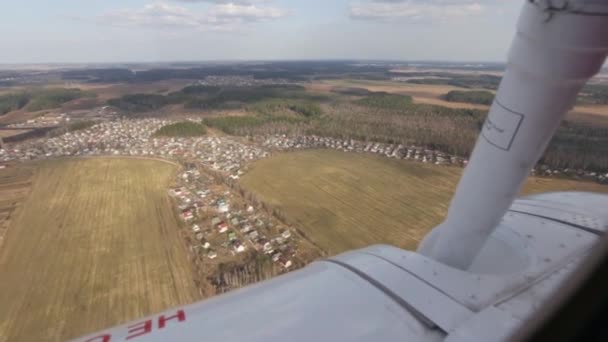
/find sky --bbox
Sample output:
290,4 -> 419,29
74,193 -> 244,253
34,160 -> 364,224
0,0 -> 523,64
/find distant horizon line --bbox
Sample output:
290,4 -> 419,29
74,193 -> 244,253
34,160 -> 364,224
0,58 -> 507,67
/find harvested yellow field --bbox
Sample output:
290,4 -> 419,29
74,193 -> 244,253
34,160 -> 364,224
241,150 -> 608,255
0,158 -> 199,342
572,104 -> 608,117
0,129 -> 32,139
320,79 -> 468,96
311,79 -> 608,116
408,96 -> 489,109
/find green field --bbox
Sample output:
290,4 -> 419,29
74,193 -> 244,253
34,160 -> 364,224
0,158 -> 199,342
241,150 -> 608,255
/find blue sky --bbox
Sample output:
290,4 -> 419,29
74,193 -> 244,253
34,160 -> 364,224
0,1 -> 523,64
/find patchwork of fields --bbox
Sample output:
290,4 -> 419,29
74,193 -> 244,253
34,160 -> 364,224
0,158 -> 199,342
241,150 -> 608,255
0,151 -> 606,341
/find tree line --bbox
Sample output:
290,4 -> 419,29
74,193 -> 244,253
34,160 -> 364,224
200,92 -> 608,173
153,122 -> 207,137
443,90 -> 495,105
0,88 -> 93,115
107,84 -> 321,113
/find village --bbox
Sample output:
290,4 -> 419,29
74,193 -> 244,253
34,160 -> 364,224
1,117 -> 607,183
0,115 -> 606,294
167,162 -> 321,294
260,135 -> 608,183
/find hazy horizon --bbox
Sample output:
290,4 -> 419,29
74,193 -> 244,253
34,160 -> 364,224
0,58 -> 508,68
1,1 -> 522,64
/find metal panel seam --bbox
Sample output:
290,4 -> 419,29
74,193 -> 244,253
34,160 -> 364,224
360,252 -> 480,313
321,259 -> 442,331
507,209 -> 605,236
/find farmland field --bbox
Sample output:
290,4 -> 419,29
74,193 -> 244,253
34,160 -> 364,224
241,150 -> 608,255
308,79 -> 608,116
0,158 -> 199,342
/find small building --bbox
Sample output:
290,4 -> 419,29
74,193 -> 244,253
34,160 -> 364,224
192,224 -> 201,233
234,243 -> 246,253
247,230 -> 259,240
272,251 -> 282,262
279,256 -> 292,269
207,250 -> 217,259
240,224 -> 253,234
181,210 -> 194,221
211,217 -> 221,226
217,199 -> 230,213
217,222 -> 229,233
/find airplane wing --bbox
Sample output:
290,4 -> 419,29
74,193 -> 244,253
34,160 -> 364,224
73,192 -> 607,342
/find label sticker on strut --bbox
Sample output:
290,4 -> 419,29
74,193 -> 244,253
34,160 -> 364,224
481,100 -> 524,151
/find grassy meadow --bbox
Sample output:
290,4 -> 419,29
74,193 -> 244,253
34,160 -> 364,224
241,150 -> 608,255
0,158 -> 199,342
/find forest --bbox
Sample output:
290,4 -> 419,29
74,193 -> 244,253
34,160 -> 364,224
0,93 -> 29,115
443,90 -> 495,105
200,91 -> 608,172
61,61 -> 392,83
402,73 -> 502,89
108,93 -> 169,112
154,122 -> 207,137
0,88 -> 92,114
107,84 -> 325,113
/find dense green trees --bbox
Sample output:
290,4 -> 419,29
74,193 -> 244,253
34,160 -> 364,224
154,122 -> 208,137
405,74 -> 501,89
200,91 -> 608,172
354,93 -> 413,110
108,84 -> 323,112
0,89 -> 93,114
252,99 -> 322,118
444,90 -> 495,105
108,94 -> 169,112
0,93 -> 30,115
203,117 -> 266,135
27,89 -> 92,112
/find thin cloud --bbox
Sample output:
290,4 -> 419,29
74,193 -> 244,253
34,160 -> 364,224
351,0 -> 486,21
98,1 -> 288,31
174,0 -> 271,4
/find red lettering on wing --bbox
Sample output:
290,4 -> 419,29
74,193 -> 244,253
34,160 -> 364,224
84,335 -> 111,342
126,320 -> 152,340
158,310 -> 186,329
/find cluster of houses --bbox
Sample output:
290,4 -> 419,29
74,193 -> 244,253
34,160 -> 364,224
0,119 -> 166,160
7,113 -> 68,128
261,135 -> 608,184
169,166 -> 297,270
0,119 -> 268,180
177,136 -> 269,178
6,107 -> 118,129
262,135 -> 466,165
0,117 -> 606,185
194,75 -> 289,87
